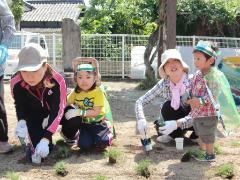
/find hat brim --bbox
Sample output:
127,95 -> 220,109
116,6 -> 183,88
159,60 -> 189,79
16,61 -> 45,72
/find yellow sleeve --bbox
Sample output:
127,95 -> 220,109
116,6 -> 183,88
94,88 -> 104,107
67,90 -> 76,105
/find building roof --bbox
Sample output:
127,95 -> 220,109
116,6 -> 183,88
22,3 -> 82,22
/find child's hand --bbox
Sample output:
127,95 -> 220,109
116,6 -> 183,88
186,97 -> 201,108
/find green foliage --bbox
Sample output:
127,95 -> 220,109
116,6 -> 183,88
5,171 -> 20,180
10,0 -> 24,24
230,140 -> 240,147
135,159 -> 151,178
54,161 -> 68,177
104,148 -> 123,159
214,143 -> 222,155
188,149 -> 205,159
216,163 -> 234,179
177,0 -> 240,36
80,0 -> 159,34
94,174 -> 107,180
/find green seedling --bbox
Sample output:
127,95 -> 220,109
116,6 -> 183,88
55,146 -> 71,159
181,149 -> 205,162
54,161 -> 68,177
94,174 -> 107,180
104,148 -> 123,164
135,159 -> 151,178
216,163 -> 234,179
230,140 -> 240,147
5,171 -> 20,180
214,143 -> 222,155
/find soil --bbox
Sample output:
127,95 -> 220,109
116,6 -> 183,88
1,80 -> 240,180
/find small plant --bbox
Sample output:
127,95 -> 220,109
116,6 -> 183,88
230,140 -> 240,147
55,146 -> 71,159
135,159 -> 151,178
54,161 -> 68,177
214,143 -> 222,155
189,149 -> 205,159
5,171 -> 20,180
104,148 -> 123,164
216,163 -> 234,179
94,174 -> 107,180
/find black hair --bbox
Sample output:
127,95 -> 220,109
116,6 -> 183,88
74,71 -> 97,93
193,41 -> 219,66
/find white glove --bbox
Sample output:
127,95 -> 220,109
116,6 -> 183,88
65,109 -> 80,120
35,138 -> 50,158
137,119 -> 147,137
158,120 -> 177,135
15,120 -> 28,138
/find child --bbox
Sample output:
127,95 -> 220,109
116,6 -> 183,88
60,57 -> 114,151
135,49 -> 197,151
187,40 -> 222,161
11,43 -> 67,162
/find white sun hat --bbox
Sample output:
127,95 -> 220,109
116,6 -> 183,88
158,49 -> 189,79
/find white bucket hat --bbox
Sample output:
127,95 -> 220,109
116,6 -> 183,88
158,49 -> 189,79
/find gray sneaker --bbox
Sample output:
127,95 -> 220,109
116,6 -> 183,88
0,141 -> 12,153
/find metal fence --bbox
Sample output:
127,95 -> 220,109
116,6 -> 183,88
9,33 -> 240,78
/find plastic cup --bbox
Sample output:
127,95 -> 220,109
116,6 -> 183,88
175,138 -> 184,151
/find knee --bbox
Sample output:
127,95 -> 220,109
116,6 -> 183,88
95,133 -> 113,147
78,138 -> 93,150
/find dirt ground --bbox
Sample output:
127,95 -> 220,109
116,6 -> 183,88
1,80 -> 240,180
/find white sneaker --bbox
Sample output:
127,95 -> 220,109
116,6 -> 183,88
156,135 -> 172,143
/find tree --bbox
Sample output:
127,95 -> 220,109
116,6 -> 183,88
80,0 -> 158,35
10,0 -> 24,30
177,0 -> 240,37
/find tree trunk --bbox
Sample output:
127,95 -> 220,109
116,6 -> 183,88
144,26 -> 159,83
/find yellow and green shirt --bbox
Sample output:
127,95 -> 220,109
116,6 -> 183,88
67,87 -> 106,123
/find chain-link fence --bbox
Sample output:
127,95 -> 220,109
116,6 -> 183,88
8,33 -> 240,78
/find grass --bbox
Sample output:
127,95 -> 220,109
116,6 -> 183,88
188,149 -> 205,159
5,171 -> 20,180
214,143 -> 222,155
94,174 -> 107,180
216,163 -> 234,179
54,161 -> 68,177
230,140 -> 240,147
135,159 -> 151,178
104,148 -> 123,163
55,145 -> 71,158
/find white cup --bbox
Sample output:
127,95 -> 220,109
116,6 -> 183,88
175,138 -> 184,151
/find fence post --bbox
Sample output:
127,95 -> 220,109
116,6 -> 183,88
192,35 -> 196,47
121,35 -> 125,78
52,33 -> 56,67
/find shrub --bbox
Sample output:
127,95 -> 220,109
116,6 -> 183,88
135,159 -> 151,178
5,171 -> 20,180
94,174 -> 107,180
216,163 -> 234,179
104,148 -> 123,164
54,161 -> 68,177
